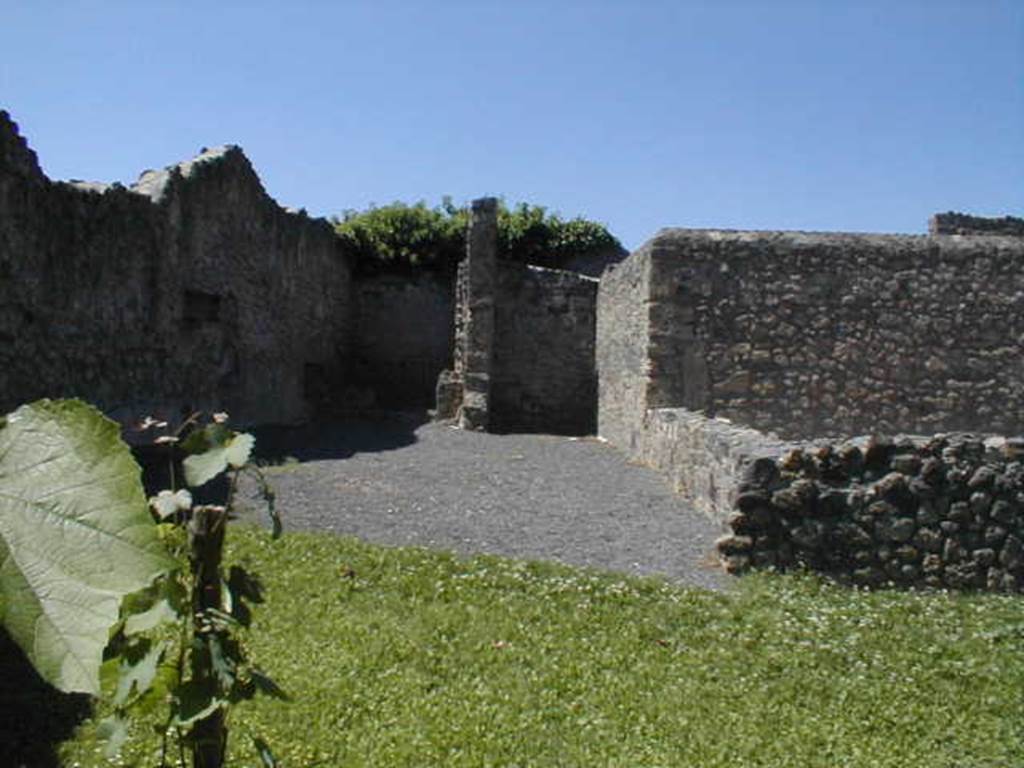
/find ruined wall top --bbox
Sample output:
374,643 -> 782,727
928,211 -> 1024,238
0,110 -> 311,230
0,110 -> 44,183
131,144 -> 251,203
642,227 -> 1024,266
0,110 -> 352,428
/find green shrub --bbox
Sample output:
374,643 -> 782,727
332,197 -> 621,273
333,200 -> 465,273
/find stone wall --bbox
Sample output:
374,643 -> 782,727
595,243 -> 651,450
929,211 -> 1024,237
598,224 -> 1024,591
437,198 -> 598,435
635,408 -> 795,525
604,228 -> 1024,441
353,272 -> 453,407
720,434 -> 1024,592
0,110 -> 354,432
491,264 -> 597,435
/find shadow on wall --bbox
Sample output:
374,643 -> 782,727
0,630 -> 92,768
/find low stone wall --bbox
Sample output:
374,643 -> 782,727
720,434 -> 1024,592
636,408 -> 794,525
626,405 -> 1024,593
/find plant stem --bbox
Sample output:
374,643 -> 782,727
189,506 -> 229,768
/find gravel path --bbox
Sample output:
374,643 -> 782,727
245,414 -> 729,591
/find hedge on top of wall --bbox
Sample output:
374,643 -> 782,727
332,198 -> 621,274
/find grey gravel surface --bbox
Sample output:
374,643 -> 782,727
245,414 -> 729,591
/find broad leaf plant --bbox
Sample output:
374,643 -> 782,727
0,399 -> 285,767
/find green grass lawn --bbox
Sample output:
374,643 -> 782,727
59,526 -> 1023,768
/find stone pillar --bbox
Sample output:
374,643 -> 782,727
458,197 -> 498,430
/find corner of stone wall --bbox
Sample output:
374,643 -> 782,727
433,197 -> 497,430
596,243 -> 653,449
636,408 -> 793,528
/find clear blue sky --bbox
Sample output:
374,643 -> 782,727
2,1 -> 1021,249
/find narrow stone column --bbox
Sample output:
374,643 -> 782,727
459,197 -> 498,430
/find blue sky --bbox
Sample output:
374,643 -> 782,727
2,1 -> 1021,249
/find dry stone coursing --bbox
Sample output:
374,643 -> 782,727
722,434 -> 1024,592
0,110 -> 354,432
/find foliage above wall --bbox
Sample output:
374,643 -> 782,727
332,198 -> 622,273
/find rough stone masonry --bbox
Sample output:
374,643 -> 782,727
0,110 -> 353,432
436,198 -> 598,435
597,224 -> 1024,591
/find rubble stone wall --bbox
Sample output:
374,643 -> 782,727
491,264 -> 598,435
635,408 -> 795,525
439,199 -> 599,435
353,273 -> 453,407
636,229 -> 1024,440
595,243 -> 651,450
0,110 -> 354,432
721,433 -> 1024,592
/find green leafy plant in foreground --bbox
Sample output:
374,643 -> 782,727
0,400 -> 285,767
0,400 -> 176,695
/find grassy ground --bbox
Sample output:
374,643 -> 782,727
58,526 -> 1023,768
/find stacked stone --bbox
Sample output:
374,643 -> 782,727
718,435 -> 1024,592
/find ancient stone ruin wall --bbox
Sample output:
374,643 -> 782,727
930,211 -> 1024,237
721,435 -> 1024,592
635,408 -> 797,523
0,111 -> 354,431
641,228 -> 1024,439
595,241 -> 651,450
598,224 -> 1024,591
437,198 -> 598,435
352,272 -> 454,408
491,264 -> 597,435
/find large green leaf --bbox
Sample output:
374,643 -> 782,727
183,432 -> 255,487
0,399 -> 177,694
